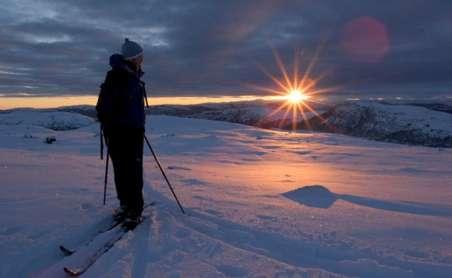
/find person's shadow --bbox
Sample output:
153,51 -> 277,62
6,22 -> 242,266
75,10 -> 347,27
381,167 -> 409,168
283,185 -> 452,218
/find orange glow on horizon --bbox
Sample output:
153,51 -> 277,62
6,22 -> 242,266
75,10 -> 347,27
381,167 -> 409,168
0,95 -> 284,110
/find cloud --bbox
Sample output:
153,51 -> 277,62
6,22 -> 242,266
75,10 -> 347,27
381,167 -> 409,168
0,0 -> 451,97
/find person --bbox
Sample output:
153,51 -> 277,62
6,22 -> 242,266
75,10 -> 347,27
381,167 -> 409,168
96,38 -> 148,228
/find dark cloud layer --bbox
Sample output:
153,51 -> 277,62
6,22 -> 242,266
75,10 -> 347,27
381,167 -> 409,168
0,0 -> 451,98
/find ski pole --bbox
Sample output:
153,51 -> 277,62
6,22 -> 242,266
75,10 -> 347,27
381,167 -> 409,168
103,148 -> 109,205
144,134 -> 186,214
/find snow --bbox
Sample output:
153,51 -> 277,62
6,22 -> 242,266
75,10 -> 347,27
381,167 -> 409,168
283,185 -> 337,208
146,100 -> 326,128
316,101 -> 452,147
56,99 -> 452,147
146,100 -> 452,147
0,110 -> 94,130
0,111 -> 452,277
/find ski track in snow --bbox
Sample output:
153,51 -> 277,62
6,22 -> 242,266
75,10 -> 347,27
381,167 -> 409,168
0,112 -> 452,277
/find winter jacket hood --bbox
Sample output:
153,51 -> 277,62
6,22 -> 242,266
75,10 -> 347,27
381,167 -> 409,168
109,54 -> 144,78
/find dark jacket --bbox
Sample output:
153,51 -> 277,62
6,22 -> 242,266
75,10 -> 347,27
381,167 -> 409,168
96,54 -> 147,132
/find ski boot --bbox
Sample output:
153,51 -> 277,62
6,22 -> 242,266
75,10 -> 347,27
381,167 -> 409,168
113,205 -> 128,222
123,212 -> 143,230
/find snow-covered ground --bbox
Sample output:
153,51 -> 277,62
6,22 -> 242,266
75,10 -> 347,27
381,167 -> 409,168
315,101 -> 452,147
51,99 -> 452,147
0,111 -> 452,277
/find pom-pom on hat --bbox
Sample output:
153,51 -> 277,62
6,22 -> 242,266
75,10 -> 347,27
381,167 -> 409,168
121,38 -> 143,60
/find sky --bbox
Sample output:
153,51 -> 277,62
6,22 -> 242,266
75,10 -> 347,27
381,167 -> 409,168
1,0 -> 452,99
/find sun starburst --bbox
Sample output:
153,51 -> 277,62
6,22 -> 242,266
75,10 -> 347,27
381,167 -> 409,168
251,48 -> 337,130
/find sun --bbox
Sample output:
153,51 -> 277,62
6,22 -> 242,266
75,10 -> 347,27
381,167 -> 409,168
249,48 -> 337,130
287,89 -> 309,104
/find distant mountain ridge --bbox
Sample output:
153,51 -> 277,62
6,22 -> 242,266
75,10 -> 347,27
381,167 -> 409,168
2,100 -> 452,147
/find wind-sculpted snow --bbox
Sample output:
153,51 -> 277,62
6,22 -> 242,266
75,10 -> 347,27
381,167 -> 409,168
0,114 -> 452,277
285,185 -> 452,218
0,110 -> 94,130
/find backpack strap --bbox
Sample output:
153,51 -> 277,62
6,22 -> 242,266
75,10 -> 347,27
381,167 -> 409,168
140,81 -> 150,110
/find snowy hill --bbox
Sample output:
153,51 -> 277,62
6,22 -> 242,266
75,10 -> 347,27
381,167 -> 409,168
0,111 -> 452,277
146,100 -> 452,148
2,99 -> 452,148
147,100 -> 325,127
307,101 -> 452,147
0,110 -> 94,130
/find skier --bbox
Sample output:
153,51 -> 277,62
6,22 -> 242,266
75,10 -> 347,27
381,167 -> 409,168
96,38 -> 148,228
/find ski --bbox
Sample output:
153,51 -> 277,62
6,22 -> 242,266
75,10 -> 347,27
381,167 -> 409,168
62,209 -> 150,277
63,223 -> 139,276
59,220 -> 120,257
59,202 -> 155,257
59,245 -> 75,256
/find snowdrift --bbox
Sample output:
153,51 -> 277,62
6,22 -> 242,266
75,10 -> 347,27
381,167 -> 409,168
283,185 -> 337,208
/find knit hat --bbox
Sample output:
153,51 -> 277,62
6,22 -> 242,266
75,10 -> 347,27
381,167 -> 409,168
121,38 -> 143,60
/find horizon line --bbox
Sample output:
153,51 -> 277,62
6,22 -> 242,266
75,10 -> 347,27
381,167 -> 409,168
0,95 -> 287,110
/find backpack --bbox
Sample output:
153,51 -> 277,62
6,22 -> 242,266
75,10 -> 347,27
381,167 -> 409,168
96,72 -> 116,126
95,70 -> 122,159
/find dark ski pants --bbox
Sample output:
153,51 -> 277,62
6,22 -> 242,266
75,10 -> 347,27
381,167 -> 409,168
105,128 -> 144,217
